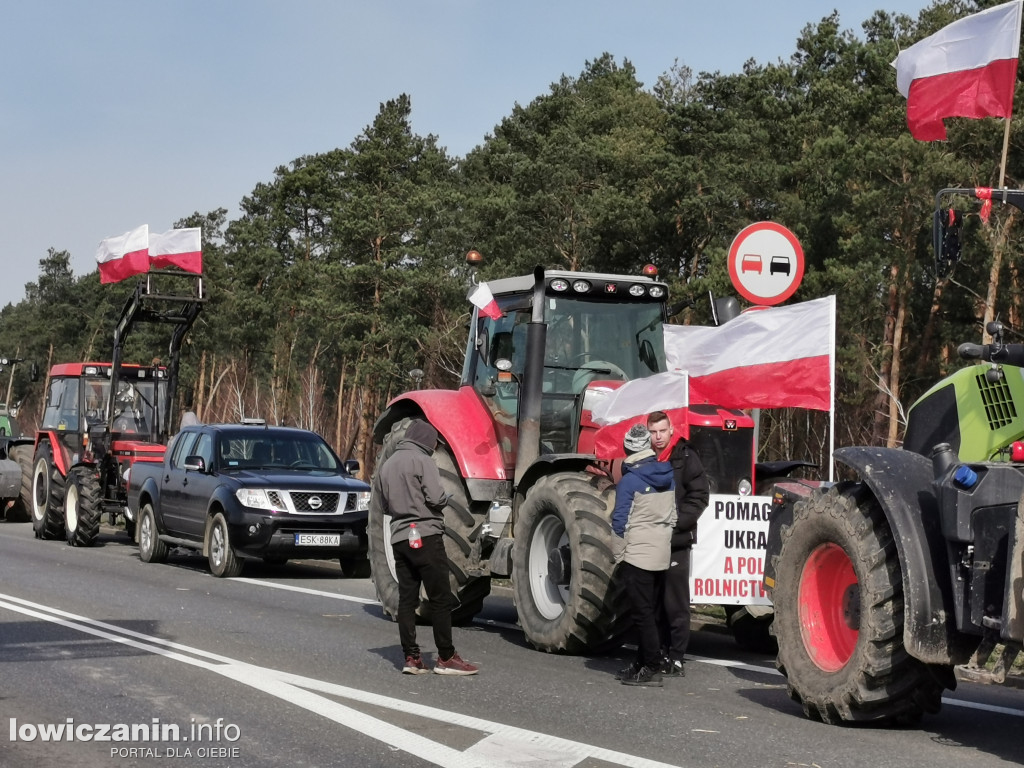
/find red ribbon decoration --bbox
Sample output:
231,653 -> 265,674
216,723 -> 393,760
975,187 -> 993,222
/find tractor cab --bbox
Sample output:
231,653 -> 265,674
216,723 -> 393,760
464,269 -> 668,465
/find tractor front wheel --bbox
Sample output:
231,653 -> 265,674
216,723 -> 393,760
65,467 -> 102,547
31,443 -> 64,540
511,472 -> 626,653
771,483 -> 947,724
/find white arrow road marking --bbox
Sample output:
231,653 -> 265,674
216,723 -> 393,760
0,592 -> 679,768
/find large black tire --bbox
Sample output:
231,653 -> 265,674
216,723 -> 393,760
31,443 -> 65,540
339,556 -> 371,578
771,483 -> 947,725
725,605 -> 778,654
511,472 -> 627,653
368,418 -> 491,625
207,511 -> 243,577
138,503 -> 169,563
6,444 -> 32,522
64,467 -> 102,547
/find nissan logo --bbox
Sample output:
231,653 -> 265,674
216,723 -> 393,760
308,496 -> 323,510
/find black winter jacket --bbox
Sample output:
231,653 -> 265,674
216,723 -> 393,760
665,437 -> 710,550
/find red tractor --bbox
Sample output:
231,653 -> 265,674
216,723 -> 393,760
29,271 -> 203,546
368,259 -> 760,653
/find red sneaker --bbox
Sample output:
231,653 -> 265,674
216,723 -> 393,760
402,655 -> 429,675
433,652 -> 479,676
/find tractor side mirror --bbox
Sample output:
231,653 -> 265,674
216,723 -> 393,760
713,296 -> 740,325
934,208 -> 963,278
30,363 -> 39,382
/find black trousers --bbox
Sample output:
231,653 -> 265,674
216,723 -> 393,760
393,533 -> 455,660
621,562 -> 662,668
659,547 -> 692,662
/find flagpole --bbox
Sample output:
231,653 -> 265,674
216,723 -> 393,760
999,115 -> 1012,189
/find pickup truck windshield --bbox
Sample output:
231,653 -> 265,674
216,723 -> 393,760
217,432 -> 339,472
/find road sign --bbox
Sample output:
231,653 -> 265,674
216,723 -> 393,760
727,222 -> 804,306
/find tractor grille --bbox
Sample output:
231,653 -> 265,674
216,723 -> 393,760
266,490 -> 342,514
976,370 -> 1017,430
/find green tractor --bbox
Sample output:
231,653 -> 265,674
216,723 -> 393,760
764,187 -> 1024,725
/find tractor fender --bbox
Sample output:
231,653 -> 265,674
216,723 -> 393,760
373,388 -> 506,483
36,431 -> 70,477
832,446 -> 963,665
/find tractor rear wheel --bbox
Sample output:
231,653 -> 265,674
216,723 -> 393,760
31,443 -> 65,540
4,444 -> 32,522
511,472 -> 627,653
368,418 -> 490,625
771,483 -> 947,724
64,467 -> 102,547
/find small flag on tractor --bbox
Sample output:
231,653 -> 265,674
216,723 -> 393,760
469,281 -> 502,320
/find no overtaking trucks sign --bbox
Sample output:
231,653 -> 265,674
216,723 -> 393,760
728,222 -> 804,306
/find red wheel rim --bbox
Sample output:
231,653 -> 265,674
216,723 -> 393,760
798,542 -> 858,672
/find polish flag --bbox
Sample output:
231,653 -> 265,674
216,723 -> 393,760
469,281 -> 502,320
892,1 -> 1022,141
150,228 -> 202,273
96,224 -> 150,284
589,296 -> 836,458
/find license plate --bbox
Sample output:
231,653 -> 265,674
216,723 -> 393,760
294,533 -> 341,546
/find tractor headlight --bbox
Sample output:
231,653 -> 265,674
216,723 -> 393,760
738,478 -> 753,496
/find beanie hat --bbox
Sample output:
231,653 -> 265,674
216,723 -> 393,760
623,423 -> 651,454
405,420 -> 439,451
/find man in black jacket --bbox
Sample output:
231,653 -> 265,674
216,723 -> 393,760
647,410 -> 710,677
378,419 -> 479,676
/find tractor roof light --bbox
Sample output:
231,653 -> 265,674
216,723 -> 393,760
628,284 -> 645,297
642,264 -> 658,277
465,250 -> 483,267
549,278 -> 569,292
649,285 -> 666,298
572,279 -> 591,293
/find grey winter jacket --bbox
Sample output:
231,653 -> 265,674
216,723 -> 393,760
378,436 -> 450,545
611,449 -> 677,571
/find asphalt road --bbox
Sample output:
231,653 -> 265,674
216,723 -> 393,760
1,519 -> 1022,768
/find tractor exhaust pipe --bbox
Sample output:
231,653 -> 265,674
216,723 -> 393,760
514,266 -> 547,487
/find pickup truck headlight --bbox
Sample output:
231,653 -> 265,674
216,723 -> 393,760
236,488 -> 277,511
354,491 -> 370,512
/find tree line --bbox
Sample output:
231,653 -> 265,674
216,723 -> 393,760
1,1 -> 1020,477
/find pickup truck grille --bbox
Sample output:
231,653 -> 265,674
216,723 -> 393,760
266,490 -> 343,514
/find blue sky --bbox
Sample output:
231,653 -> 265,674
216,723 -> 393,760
1,1 -> 928,309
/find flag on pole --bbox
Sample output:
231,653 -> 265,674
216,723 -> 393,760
663,295 -> 835,411
590,296 -> 836,459
96,224 -> 150,284
892,0 -> 1023,141
469,281 -> 503,320
150,228 -> 202,273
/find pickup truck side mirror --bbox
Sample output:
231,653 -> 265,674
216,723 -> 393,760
184,455 -> 207,473
344,459 -> 360,475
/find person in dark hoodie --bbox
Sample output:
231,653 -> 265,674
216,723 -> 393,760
611,422 -> 677,687
377,419 -> 479,676
647,410 -> 710,678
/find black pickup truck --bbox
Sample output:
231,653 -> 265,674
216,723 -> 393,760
127,422 -> 371,577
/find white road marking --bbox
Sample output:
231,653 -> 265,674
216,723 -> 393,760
228,578 -> 1024,720
0,592 -> 682,768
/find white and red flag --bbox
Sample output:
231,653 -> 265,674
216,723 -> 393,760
469,281 -> 502,320
150,227 -> 202,273
893,0 -> 1022,141
96,224 -> 150,284
590,296 -> 836,459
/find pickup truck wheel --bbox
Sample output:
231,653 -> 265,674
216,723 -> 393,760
207,512 -> 243,577
511,472 -> 626,653
6,444 -> 32,522
772,484 -> 946,724
65,467 -> 102,547
31,443 -> 65,540
138,503 -> 168,563
368,417 -> 490,624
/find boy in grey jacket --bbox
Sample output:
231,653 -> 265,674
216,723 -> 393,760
611,423 -> 677,687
